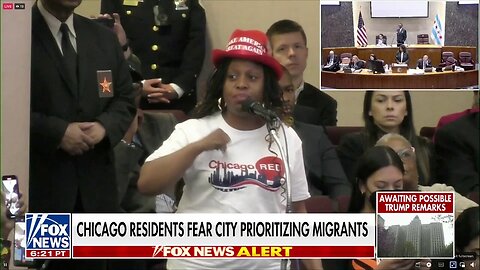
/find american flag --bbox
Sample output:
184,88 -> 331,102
357,11 -> 368,47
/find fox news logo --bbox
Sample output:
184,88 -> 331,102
26,214 -> 71,258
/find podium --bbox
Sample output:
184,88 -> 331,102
392,63 -> 408,73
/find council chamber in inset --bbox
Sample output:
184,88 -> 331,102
320,0 -> 478,89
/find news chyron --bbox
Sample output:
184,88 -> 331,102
26,214 -> 71,259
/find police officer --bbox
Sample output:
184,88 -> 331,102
101,0 -> 206,113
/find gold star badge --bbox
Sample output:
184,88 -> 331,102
100,77 -> 112,93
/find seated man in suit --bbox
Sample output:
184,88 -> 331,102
349,55 -> 365,70
417,54 -> 432,69
279,66 -> 350,198
267,19 -> 337,126
322,50 -> 340,72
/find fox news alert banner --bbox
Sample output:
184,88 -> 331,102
26,213 -> 375,259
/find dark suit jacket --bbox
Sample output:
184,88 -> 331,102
397,28 -> 407,44
337,131 -> 435,186
435,112 -> 479,196
30,5 -> 136,213
323,55 -> 340,71
293,121 -> 351,198
296,83 -> 337,126
101,0 -> 206,112
114,112 -> 178,213
293,105 -> 318,126
325,55 -> 339,65
417,59 -> 432,69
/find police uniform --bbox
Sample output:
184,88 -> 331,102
101,0 -> 206,112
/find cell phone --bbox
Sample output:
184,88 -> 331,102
92,17 -> 115,29
14,217 -> 36,267
2,175 -> 20,219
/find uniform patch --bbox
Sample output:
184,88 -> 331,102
97,70 -> 114,97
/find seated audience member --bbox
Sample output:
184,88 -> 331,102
267,19 -> 337,126
376,34 -> 387,46
138,29 -> 322,270
337,91 -> 434,186
279,66 -> 350,198
395,44 -> 409,64
114,99 -> 179,214
435,112 -> 479,198
322,50 -> 340,72
1,191 -> 26,270
349,55 -> 365,70
455,206 -> 479,256
349,146 -> 430,270
108,18 -> 179,214
376,133 -> 477,218
434,91 -> 479,140
111,58 -> 174,270
416,55 -> 432,69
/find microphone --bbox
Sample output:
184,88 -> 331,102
241,99 -> 278,122
390,34 -> 396,46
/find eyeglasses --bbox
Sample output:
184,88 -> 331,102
396,147 -> 415,161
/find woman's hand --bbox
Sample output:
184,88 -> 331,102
195,129 -> 231,152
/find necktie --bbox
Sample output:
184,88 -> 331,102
60,23 -> 78,89
423,61 -> 426,69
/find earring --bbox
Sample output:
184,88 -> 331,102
217,97 -> 224,111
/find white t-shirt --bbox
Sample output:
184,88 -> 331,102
145,112 -> 310,269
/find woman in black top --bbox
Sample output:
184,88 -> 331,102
395,44 -> 409,64
337,91 -> 435,186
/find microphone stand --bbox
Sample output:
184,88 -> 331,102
266,117 -> 292,214
391,33 -> 396,47
266,117 -> 292,270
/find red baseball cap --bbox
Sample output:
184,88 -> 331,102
212,29 -> 283,79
